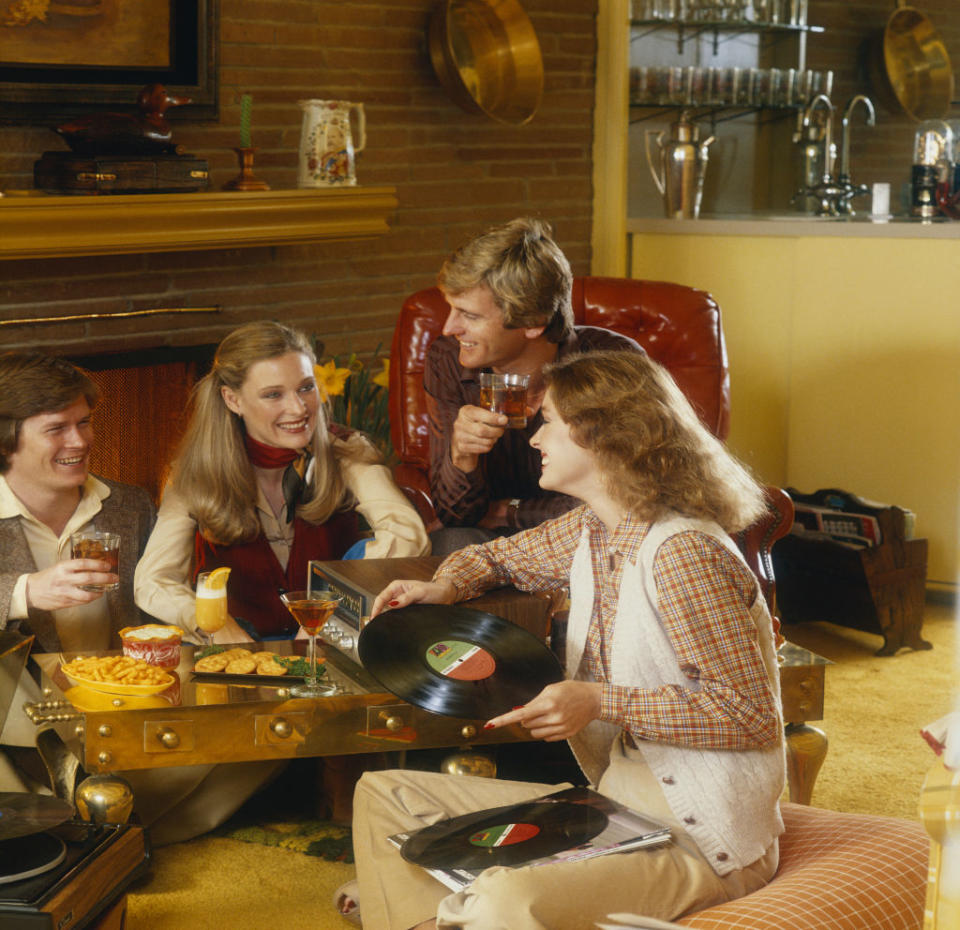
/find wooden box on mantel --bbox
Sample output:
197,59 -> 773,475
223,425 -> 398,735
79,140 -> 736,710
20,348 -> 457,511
34,151 -> 209,194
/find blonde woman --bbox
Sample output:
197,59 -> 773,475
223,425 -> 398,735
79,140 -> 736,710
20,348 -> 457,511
135,321 -> 428,641
341,350 -> 784,929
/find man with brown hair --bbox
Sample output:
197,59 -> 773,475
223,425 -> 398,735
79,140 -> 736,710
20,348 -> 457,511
426,217 -> 642,554
0,352 -> 155,656
0,352 -> 156,796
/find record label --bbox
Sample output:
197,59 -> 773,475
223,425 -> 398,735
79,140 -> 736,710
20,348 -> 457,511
425,640 -> 496,681
468,822 -> 540,848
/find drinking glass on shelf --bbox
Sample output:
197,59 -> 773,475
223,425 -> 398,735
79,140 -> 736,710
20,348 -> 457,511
195,568 -> 230,646
280,589 -> 342,697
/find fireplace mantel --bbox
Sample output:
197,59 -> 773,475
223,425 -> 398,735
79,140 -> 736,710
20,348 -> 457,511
0,187 -> 398,260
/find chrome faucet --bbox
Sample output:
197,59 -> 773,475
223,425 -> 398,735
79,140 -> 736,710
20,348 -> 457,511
792,95 -> 845,216
836,95 -> 876,215
792,94 -> 876,216
804,94 -> 835,183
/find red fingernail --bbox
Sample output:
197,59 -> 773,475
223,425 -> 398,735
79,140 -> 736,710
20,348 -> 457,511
389,600 -> 399,606
513,705 -> 524,710
483,722 -> 495,729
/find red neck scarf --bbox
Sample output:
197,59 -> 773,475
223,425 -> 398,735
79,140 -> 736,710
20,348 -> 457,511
244,434 -> 311,522
244,434 -> 300,468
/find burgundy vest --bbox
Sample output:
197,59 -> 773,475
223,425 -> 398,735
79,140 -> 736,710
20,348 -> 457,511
194,510 -> 360,637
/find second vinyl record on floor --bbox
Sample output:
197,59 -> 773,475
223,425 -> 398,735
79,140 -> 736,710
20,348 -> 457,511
357,604 -> 563,719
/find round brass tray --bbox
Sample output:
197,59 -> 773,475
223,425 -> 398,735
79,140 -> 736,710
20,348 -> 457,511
871,1 -> 953,121
428,0 -> 544,125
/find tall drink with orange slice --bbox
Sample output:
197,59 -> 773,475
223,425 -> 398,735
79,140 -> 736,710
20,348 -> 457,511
195,567 -> 231,644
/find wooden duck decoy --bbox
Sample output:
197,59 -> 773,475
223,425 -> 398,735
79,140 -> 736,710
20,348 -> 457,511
55,84 -> 192,157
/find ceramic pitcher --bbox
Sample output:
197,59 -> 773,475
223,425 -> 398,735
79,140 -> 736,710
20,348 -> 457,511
297,99 -> 366,187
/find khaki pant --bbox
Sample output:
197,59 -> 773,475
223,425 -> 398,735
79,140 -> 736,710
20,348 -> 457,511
352,739 -> 778,930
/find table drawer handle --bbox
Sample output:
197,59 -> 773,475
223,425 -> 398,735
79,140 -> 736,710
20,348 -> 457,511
157,727 -> 180,749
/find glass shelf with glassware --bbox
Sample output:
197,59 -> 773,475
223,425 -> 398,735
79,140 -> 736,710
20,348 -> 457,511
630,64 -> 832,118
631,0 -> 821,53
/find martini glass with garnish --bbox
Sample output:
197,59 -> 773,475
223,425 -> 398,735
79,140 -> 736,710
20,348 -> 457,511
280,589 -> 341,697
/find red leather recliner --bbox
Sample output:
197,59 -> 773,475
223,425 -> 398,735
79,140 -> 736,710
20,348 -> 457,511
389,276 -> 731,529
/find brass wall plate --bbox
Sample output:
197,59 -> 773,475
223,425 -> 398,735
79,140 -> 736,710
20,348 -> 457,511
428,0 -> 544,125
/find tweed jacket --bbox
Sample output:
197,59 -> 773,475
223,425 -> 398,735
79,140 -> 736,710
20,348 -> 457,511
0,477 -> 156,653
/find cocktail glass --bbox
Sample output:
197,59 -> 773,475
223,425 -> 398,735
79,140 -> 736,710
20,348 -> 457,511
195,571 -> 228,646
280,590 -> 341,697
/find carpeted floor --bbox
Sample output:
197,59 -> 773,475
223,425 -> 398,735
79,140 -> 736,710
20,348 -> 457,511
124,601 -> 956,929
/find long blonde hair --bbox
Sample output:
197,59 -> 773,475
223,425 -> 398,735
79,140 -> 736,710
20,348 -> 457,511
172,321 -> 377,545
544,351 -> 765,533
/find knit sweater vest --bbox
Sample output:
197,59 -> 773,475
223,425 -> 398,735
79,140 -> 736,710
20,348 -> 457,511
566,513 -> 786,876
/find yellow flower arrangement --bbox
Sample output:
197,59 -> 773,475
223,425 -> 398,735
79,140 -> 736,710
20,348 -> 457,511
314,348 -> 392,460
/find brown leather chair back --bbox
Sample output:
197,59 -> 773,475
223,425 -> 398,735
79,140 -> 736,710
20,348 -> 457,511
389,276 -> 731,474
734,486 -> 795,614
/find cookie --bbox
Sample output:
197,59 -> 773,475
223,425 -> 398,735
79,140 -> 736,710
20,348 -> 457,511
225,657 -> 257,675
257,660 -> 287,676
194,654 -> 229,673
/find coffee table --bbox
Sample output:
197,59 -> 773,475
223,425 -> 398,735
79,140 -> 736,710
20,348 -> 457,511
26,559 -> 828,806
778,641 -> 830,805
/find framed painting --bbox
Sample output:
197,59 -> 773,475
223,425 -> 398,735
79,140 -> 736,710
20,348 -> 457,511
0,0 -> 218,123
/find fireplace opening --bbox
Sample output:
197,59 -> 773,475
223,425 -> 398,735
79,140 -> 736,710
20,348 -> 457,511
68,345 -> 215,504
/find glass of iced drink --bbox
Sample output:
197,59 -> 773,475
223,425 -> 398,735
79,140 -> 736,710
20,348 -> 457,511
479,372 -> 530,428
70,530 -> 120,592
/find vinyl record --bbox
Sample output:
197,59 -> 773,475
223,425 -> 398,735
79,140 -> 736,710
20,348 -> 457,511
358,604 -> 563,719
401,799 -> 608,870
0,793 -> 74,841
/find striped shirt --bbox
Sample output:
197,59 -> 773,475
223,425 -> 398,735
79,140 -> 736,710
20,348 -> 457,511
434,505 -> 781,751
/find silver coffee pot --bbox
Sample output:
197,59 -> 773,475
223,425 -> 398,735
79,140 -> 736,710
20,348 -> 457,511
645,112 -> 715,219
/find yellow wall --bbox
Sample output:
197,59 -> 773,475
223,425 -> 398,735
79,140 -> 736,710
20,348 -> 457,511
630,231 -> 960,586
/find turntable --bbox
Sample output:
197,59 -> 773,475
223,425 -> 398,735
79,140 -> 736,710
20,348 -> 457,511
0,791 -> 149,929
0,631 -> 150,929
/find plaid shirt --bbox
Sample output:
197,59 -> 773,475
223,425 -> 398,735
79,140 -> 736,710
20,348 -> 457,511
434,505 -> 781,751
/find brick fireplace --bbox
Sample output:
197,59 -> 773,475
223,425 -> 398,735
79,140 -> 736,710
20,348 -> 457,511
0,0 -> 599,377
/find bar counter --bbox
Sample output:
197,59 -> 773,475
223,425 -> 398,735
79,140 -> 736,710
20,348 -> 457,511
628,214 -> 960,239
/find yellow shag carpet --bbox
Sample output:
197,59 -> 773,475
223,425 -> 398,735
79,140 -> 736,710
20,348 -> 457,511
125,602 -> 956,929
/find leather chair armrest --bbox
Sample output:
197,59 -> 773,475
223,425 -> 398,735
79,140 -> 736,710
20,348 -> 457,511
393,462 -> 441,532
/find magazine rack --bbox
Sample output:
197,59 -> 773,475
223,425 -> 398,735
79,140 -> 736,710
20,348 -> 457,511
772,488 -> 929,656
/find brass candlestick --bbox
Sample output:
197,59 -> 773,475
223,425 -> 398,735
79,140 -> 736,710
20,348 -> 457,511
223,146 -> 270,191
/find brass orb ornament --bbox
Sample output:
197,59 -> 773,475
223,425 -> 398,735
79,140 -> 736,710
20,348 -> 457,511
75,773 -> 135,825
428,0 -> 544,125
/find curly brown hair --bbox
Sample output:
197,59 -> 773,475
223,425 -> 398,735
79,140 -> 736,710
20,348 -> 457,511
543,350 -> 765,532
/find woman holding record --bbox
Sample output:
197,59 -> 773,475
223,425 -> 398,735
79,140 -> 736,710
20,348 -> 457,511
342,350 -> 785,929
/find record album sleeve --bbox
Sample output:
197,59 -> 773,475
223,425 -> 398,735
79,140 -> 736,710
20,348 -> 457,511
389,786 -> 672,893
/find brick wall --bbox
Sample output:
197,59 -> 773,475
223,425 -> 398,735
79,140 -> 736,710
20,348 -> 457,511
807,0 -> 960,205
0,0 -> 598,361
